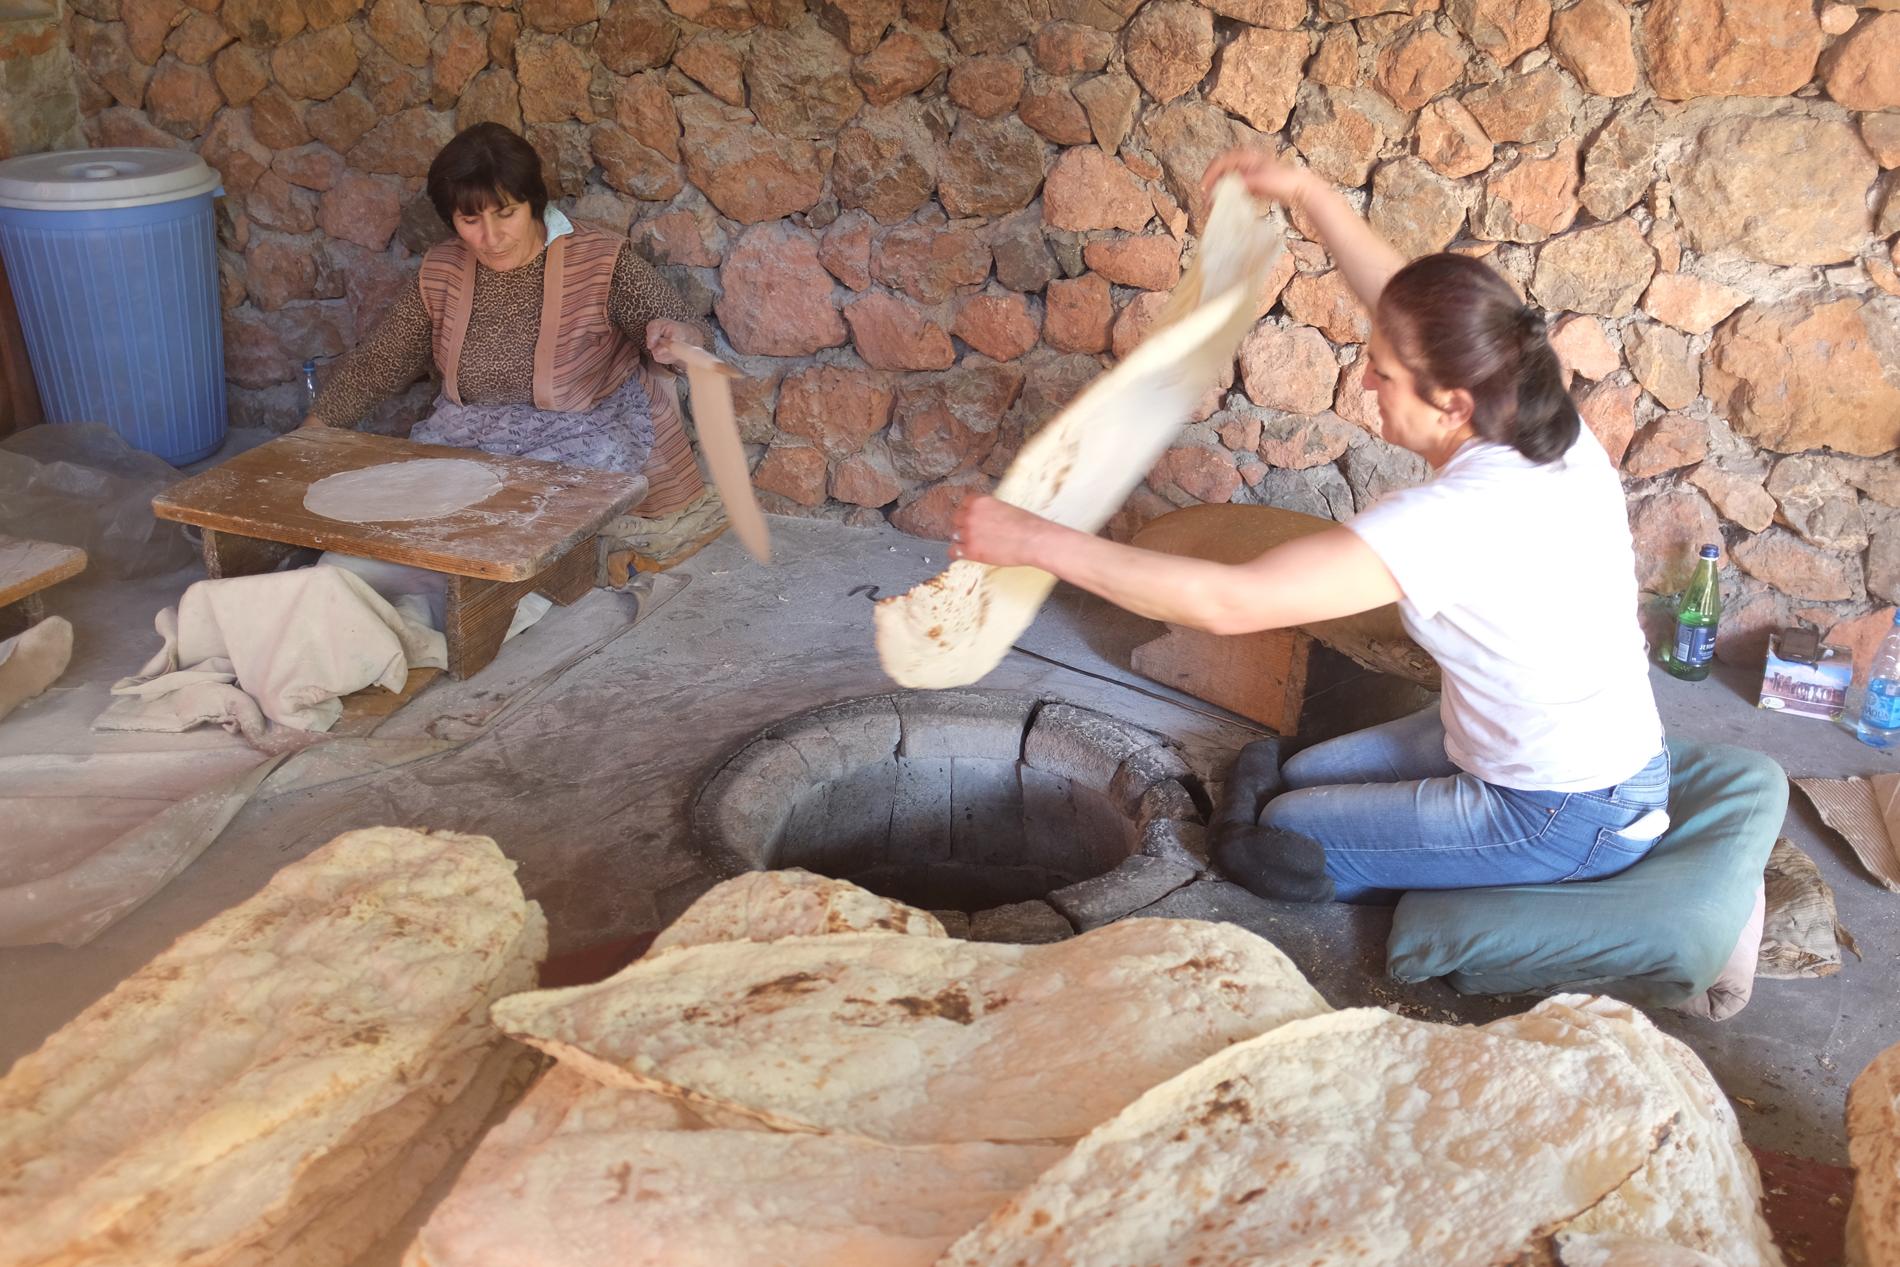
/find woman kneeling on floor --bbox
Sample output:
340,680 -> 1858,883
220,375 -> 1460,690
949,150 -> 1671,904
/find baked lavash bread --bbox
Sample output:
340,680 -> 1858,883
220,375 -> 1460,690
489,916 -> 1330,1145
647,867 -> 946,954
406,872 -> 1057,1267
0,827 -> 545,1267
1848,1039 -> 1900,1267
1503,997 -> 1782,1267
935,1006 -> 1679,1267
403,1062 -> 1067,1267
873,173 -> 1285,690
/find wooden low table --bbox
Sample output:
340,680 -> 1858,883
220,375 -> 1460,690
1128,504 -> 1440,738
0,535 -> 87,637
152,428 -> 649,679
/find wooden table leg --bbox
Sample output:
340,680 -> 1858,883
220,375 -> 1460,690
0,592 -> 43,639
442,537 -> 599,679
202,528 -> 318,578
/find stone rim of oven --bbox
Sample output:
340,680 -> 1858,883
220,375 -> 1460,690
689,689 -> 1211,939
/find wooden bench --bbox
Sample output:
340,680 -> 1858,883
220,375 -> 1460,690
1128,504 -> 1439,738
152,429 -> 648,679
0,535 -> 86,637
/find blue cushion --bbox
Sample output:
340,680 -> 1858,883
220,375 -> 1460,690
1386,740 -> 1787,1008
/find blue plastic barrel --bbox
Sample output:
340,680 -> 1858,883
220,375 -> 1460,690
0,149 -> 226,464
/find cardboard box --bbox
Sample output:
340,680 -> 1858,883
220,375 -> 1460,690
1759,630 -> 1852,721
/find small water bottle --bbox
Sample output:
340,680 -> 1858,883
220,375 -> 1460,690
300,358 -> 319,413
1855,609 -> 1900,750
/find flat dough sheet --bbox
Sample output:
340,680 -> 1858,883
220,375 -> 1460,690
874,175 -> 1283,690
304,459 -> 502,523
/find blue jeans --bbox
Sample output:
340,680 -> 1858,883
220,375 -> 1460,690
1258,706 -> 1672,903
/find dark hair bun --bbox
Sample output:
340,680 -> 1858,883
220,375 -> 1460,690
1376,255 -> 1581,465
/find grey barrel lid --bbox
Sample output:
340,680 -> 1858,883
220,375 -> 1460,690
0,148 -> 221,212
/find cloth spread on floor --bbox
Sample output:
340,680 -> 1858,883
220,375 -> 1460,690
98,565 -> 448,741
0,616 -> 72,725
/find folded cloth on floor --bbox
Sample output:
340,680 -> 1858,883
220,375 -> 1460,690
98,565 -> 447,738
0,615 -> 73,724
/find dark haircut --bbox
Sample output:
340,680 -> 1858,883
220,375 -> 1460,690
1375,253 -> 1580,464
425,123 -> 548,228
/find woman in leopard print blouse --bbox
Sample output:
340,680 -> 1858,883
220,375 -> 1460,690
304,123 -> 713,519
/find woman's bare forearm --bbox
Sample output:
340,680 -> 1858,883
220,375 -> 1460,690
1291,178 -> 1408,309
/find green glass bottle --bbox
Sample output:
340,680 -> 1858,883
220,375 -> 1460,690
1665,544 -> 1722,681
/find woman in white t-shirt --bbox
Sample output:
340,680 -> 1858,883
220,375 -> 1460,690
948,149 -> 1670,903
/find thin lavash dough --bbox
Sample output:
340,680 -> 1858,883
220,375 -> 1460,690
304,459 -> 503,523
874,174 -> 1285,690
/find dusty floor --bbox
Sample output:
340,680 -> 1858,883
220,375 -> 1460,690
2,494 -> 1895,1169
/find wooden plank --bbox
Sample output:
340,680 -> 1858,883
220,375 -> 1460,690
331,667 -> 442,737
201,529 -> 316,579
442,535 -> 597,679
1132,503 -> 1440,688
0,536 -> 86,608
152,429 -> 649,582
0,254 -> 44,441
1131,623 -> 1312,735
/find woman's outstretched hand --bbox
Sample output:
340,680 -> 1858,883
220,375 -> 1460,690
949,495 -> 1058,570
1201,147 -> 1315,210
645,318 -> 703,367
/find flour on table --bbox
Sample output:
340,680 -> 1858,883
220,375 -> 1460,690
303,459 -> 502,523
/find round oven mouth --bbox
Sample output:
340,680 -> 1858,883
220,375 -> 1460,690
688,690 -> 1209,940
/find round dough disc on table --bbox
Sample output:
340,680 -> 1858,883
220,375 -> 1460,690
303,459 -> 503,523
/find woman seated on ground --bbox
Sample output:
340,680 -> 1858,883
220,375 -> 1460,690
303,122 -> 722,569
950,150 -> 1671,904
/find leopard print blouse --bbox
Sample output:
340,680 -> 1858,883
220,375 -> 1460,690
310,241 -> 708,427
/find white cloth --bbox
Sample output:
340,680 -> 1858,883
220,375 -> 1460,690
544,206 -> 574,246
103,566 -> 447,738
1347,429 -> 1663,792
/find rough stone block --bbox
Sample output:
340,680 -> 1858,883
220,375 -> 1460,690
1135,778 -> 1201,832
694,766 -> 795,868
805,695 -> 902,771
1047,854 -> 1199,931
949,757 -> 1027,866
1141,817 -> 1208,872
1022,702 -> 1157,793
890,756 -> 956,863
968,899 -> 1074,944
771,762 -> 896,875
1108,743 -> 1194,817
931,908 -> 973,938
895,688 -> 1038,761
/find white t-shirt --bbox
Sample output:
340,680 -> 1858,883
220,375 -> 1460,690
1347,428 -> 1663,792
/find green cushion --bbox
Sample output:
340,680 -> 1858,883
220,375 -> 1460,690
1386,740 -> 1787,1009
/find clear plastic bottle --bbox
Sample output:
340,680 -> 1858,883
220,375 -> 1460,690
301,359 -> 319,414
1855,609 -> 1900,750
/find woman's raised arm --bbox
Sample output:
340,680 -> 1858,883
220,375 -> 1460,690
1201,149 -> 1406,310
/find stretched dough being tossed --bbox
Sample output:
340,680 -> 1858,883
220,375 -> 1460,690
875,175 -> 1285,689
304,458 -> 502,523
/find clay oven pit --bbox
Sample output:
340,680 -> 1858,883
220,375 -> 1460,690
690,690 -> 1211,941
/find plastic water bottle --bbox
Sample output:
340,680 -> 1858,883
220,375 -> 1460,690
1855,609 -> 1900,749
1664,544 -> 1722,681
300,358 -> 319,413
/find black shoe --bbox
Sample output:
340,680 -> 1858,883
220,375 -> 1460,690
1210,821 -> 1335,903
1214,738 -> 1286,828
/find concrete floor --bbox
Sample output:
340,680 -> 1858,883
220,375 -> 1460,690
2,504 -> 1895,1168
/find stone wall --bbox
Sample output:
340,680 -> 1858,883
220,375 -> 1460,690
59,0 -> 1900,672
0,8 -> 83,164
